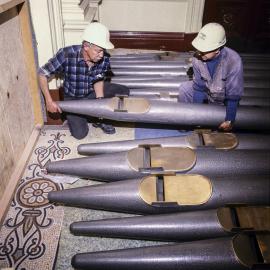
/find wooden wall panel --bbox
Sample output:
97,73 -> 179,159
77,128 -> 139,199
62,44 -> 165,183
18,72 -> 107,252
0,6 -> 34,154
110,31 -> 197,52
0,1 -> 42,222
18,1 -> 43,125
0,101 -> 14,197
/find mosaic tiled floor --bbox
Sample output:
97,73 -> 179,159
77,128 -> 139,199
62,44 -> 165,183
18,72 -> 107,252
0,124 -> 136,270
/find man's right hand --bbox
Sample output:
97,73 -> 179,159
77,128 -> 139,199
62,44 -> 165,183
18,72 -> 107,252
219,121 -> 233,131
46,100 -> 62,113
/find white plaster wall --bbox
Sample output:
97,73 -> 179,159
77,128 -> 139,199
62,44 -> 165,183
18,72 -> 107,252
62,0 -> 86,46
29,0 -> 205,56
99,0 -> 188,32
28,0 -> 204,87
62,0 -> 204,45
29,0 -> 65,88
29,0 -> 56,89
29,0 -> 54,69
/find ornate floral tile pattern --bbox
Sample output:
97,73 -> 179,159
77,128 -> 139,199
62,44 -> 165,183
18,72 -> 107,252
0,124 -> 134,270
0,130 -> 72,270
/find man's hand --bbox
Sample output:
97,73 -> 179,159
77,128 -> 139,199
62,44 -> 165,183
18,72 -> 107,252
219,121 -> 233,131
46,100 -> 62,113
93,80 -> 104,98
39,74 -> 62,113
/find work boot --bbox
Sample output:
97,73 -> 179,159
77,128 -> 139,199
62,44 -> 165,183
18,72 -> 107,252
92,123 -> 116,134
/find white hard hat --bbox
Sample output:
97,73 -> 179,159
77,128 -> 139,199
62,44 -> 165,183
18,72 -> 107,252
192,23 -> 226,52
82,22 -> 114,50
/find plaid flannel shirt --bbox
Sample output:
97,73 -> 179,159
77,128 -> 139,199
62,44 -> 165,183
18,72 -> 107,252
38,45 -> 110,97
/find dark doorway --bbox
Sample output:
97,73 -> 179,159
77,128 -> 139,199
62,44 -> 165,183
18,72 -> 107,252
203,0 -> 270,53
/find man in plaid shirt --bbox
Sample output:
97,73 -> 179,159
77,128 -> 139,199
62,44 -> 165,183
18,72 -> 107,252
39,22 -> 129,139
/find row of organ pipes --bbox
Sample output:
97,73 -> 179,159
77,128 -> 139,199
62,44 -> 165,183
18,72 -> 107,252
46,51 -> 270,270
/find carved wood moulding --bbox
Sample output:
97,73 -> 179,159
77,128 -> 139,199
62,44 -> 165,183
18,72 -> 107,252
110,31 -> 196,51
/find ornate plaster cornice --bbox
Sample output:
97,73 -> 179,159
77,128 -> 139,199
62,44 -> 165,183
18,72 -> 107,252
79,0 -> 102,22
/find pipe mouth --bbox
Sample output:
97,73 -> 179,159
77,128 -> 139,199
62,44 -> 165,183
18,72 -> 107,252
218,206 -> 270,232
108,96 -> 151,113
233,233 -> 269,268
127,146 -> 196,173
186,131 -> 238,149
139,174 -> 212,206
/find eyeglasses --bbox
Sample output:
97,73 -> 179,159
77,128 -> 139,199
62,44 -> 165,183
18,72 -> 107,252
92,46 -> 104,55
83,42 -> 105,55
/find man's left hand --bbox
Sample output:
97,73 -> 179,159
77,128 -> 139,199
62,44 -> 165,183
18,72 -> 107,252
219,121 -> 233,131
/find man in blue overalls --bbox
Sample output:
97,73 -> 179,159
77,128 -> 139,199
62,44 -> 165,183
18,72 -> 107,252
178,23 -> 243,131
